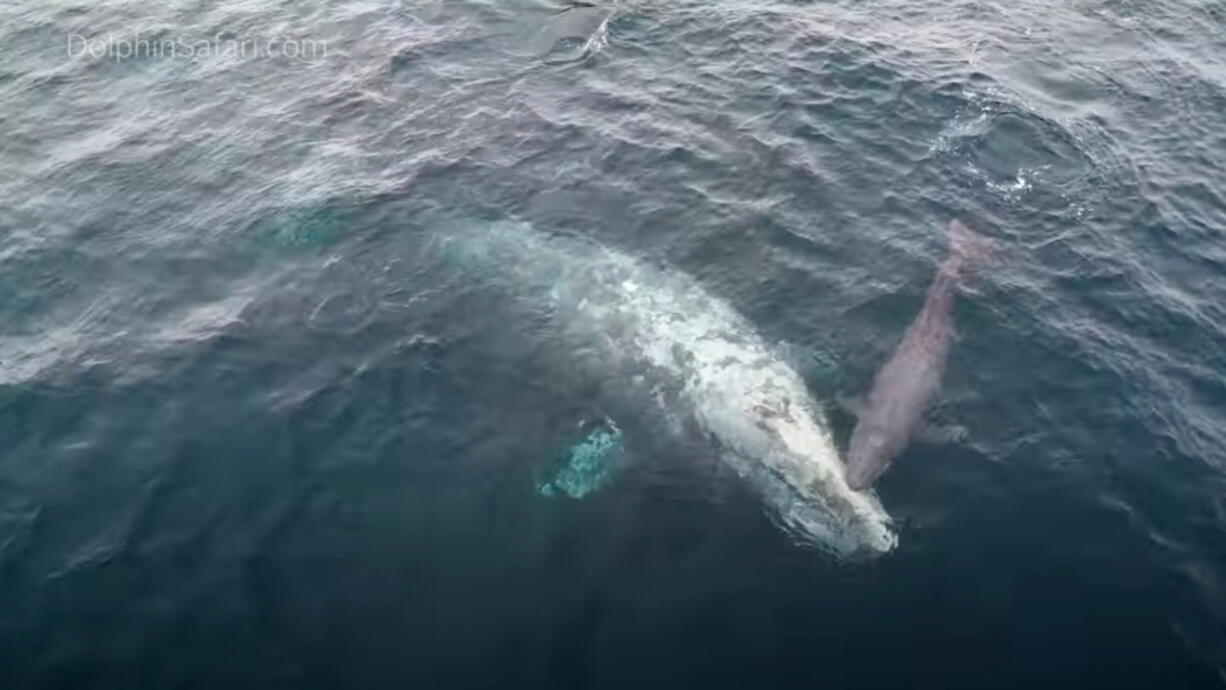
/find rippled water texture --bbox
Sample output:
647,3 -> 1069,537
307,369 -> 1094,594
2,0 -> 1225,687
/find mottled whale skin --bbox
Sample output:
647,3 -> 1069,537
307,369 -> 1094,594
845,220 -> 988,490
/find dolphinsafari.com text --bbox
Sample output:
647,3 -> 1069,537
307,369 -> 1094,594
68,33 -> 330,62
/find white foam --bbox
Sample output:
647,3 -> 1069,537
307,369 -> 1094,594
450,223 -> 896,558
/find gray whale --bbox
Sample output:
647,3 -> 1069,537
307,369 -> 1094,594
845,220 -> 990,490
437,222 -> 897,558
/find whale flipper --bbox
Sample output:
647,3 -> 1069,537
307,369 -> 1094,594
532,5 -> 612,62
916,423 -> 969,445
839,393 -> 866,419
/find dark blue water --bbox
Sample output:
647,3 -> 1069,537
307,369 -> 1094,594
2,0 -> 1226,687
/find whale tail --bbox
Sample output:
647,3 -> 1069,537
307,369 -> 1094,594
945,219 -> 994,280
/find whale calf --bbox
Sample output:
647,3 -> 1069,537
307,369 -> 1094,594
845,220 -> 990,490
436,222 -> 897,558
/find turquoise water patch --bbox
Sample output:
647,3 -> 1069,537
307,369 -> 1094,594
536,419 -> 624,499
247,205 -> 344,250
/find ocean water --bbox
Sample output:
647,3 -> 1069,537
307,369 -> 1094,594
2,0 -> 1226,687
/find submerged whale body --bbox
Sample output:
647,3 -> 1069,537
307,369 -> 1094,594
845,220 -> 991,490
437,222 -> 896,558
